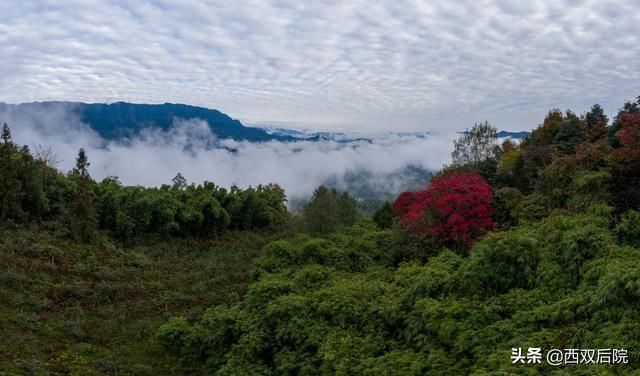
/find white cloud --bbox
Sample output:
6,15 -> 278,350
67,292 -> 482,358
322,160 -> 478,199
4,107 -> 455,202
1,0 -> 639,131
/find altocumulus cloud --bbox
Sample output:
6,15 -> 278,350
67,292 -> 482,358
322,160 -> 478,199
1,0 -> 639,131
3,106 -> 455,202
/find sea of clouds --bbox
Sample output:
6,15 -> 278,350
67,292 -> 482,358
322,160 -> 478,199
1,105 -> 456,203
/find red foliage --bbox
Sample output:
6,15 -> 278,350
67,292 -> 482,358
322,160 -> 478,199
614,113 -> 640,165
391,191 -> 419,218
392,172 -> 495,248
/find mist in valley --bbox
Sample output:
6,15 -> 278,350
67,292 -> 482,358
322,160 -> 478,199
1,104 -> 456,206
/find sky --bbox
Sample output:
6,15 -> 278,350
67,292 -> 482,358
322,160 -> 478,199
2,0 -> 639,132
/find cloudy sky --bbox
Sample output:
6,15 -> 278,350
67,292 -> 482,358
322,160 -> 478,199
1,0 -> 639,132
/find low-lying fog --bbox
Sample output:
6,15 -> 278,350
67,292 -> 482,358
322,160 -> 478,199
2,105 -> 456,203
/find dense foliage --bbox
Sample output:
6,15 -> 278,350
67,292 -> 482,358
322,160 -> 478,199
0,122 -> 288,243
158,208 -> 640,374
158,96 -> 640,374
95,178 -> 287,242
0,122 -> 291,373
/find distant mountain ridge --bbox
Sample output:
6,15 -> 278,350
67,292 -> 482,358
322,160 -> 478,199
1,101 -> 530,143
261,126 -> 529,142
0,101 -> 285,142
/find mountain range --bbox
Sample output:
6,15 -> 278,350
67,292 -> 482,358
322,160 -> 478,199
0,101 -> 285,142
0,101 -> 530,142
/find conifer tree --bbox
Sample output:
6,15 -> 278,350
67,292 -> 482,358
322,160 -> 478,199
0,123 -> 21,221
336,191 -> 358,227
303,186 -> 358,235
373,201 -> 394,229
584,104 -> 609,141
585,104 -> 608,128
19,145 -> 47,221
303,185 -> 338,235
70,148 -> 96,242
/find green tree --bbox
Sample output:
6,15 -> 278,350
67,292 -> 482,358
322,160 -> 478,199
172,172 -> 187,190
70,148 -> 96,242
528,109 -> 564,145
553,114 -> 584,154
336,191 -> 358,227
493,187 -> 523,228
18,145 -> 47,221
302,187 -> 358,235
451,121 -> 499,166
373,202 -> 394,229
0,123 -> 22,222
585,104 -> 608,129
584,104 -> 609,141
303,185 -> 339,235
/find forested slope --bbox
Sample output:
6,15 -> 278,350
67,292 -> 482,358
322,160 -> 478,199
0,121 -> 291,374
158,98 -> 640,374
159,210 -> 640,374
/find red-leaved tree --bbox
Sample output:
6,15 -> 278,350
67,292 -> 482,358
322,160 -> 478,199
611,113 -> 640,212
392,172 -> 495,250
391,191 -> 419,221
614,113 -> 640,167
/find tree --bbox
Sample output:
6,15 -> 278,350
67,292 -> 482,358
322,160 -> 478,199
1,123 -> 11,144
373,202 -> 394,229
609,95 -> 640,147
0,123 -> 21,221
336,191 -> 358,227
70,148 -> 96,242
528,109 -> 564,145
73,148 -> 90,179
584,104 -> 609,142
493,187 -> 523,228
520,144 -> 556,189
391,191 -> 419,219
613,113 -> 640,167
610,113 -> 640,212
585,104 -> 608,129
553,115 -> 584,154
393,172 -> 495,251
33,144 -> 61,168
303,186 -> 357,235
451,121 -> 499,166
172,172 -> 187,190
303,185 -> 339,235
18,145 -> 47,221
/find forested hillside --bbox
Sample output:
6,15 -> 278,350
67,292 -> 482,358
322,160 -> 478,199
0,123 -> 290,374
2,96 -> 640,374
157,98 -> 640,374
